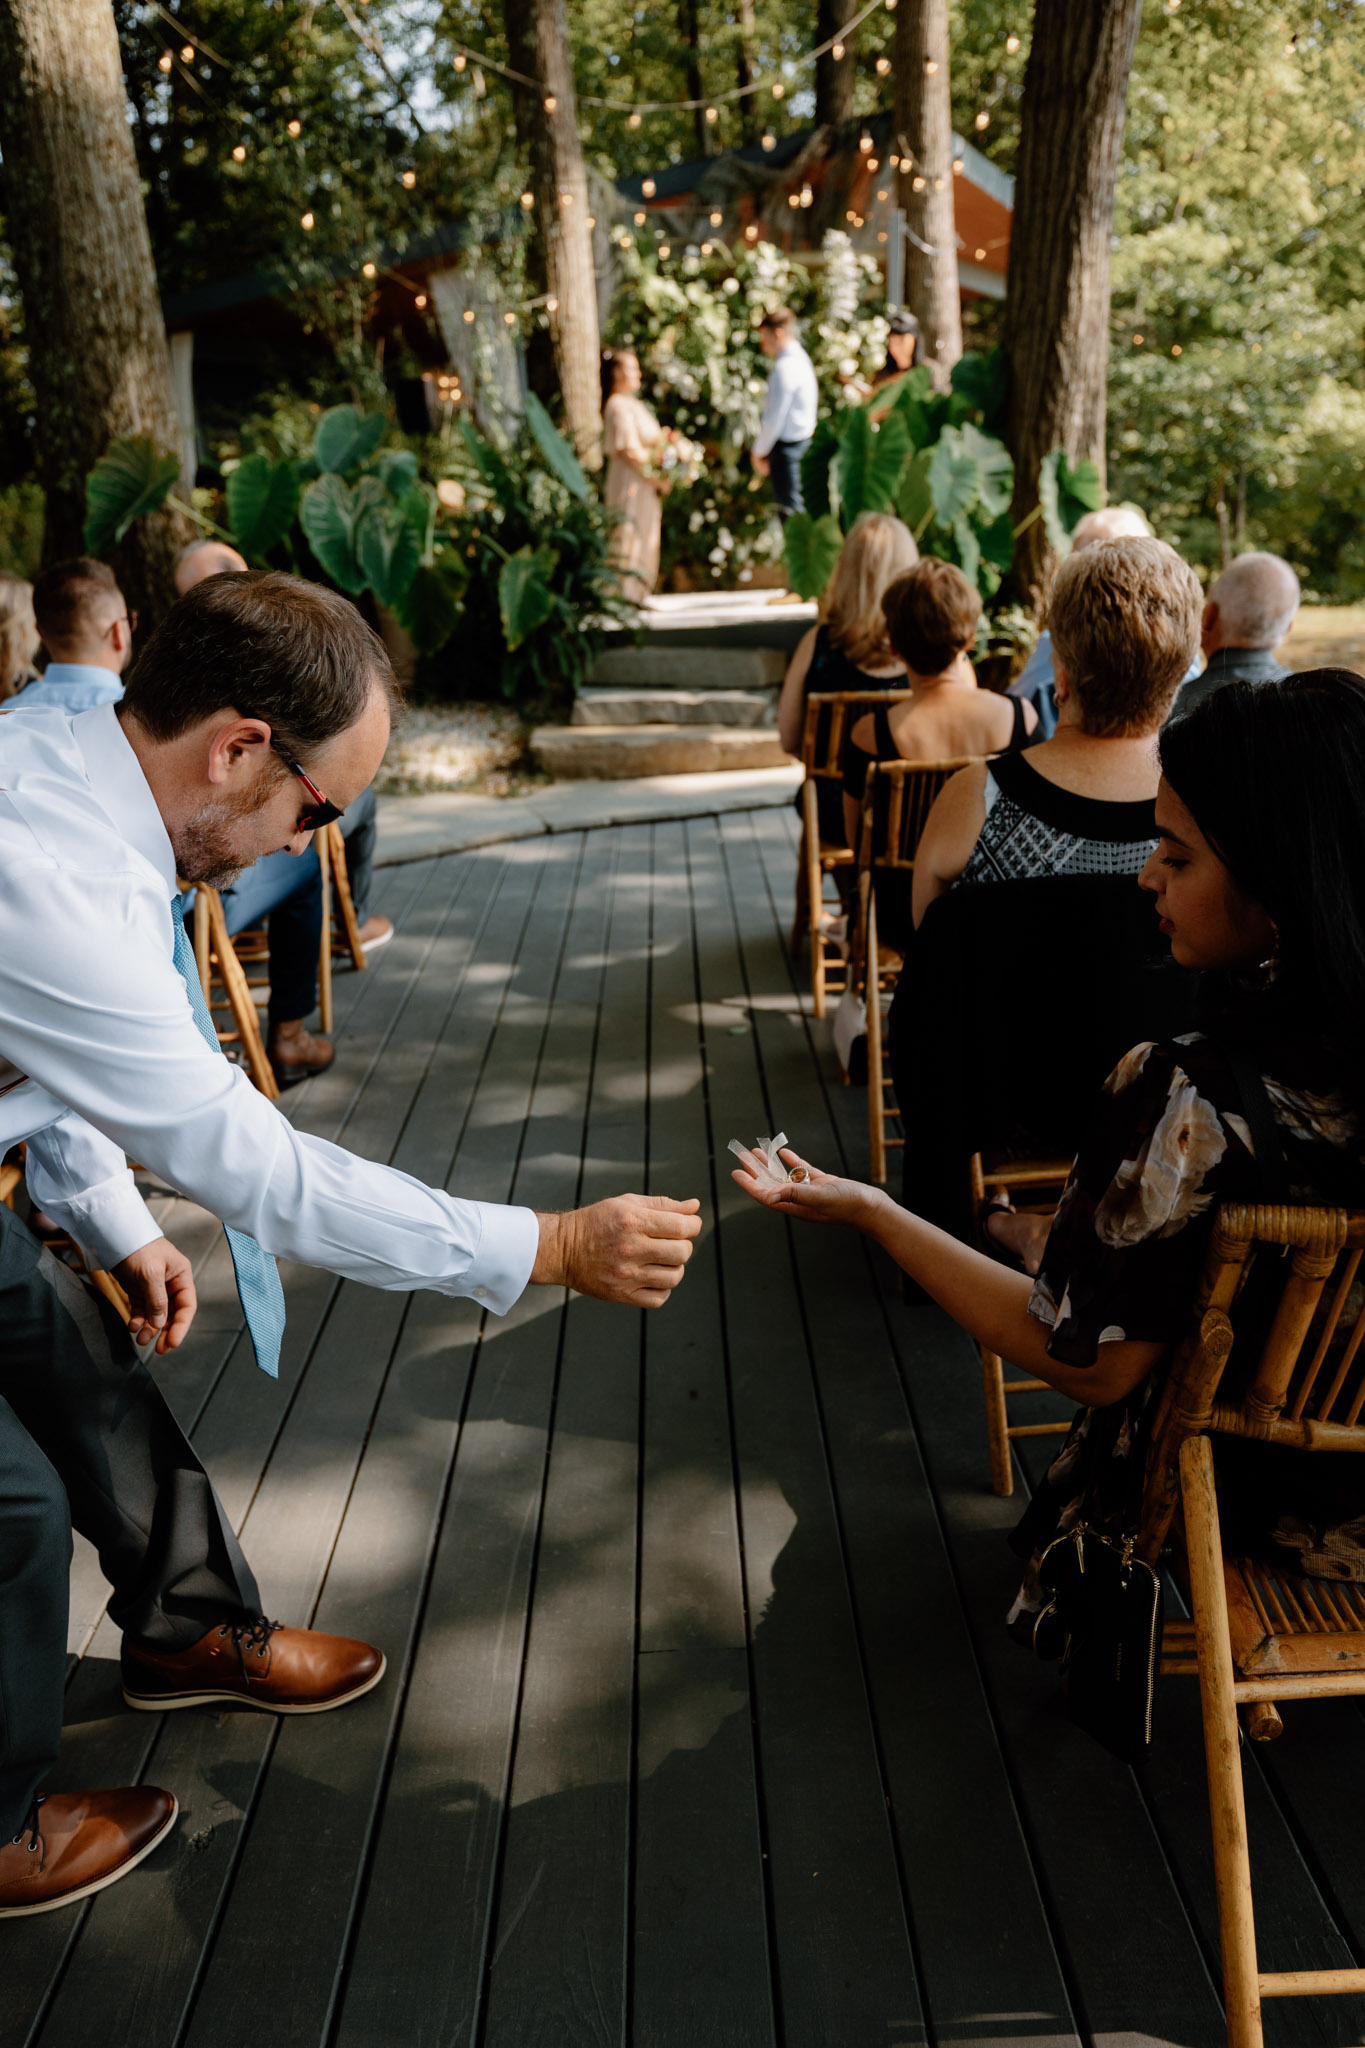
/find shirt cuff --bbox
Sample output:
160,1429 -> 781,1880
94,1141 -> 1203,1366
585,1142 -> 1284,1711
32,1167 -> 161,1271
459,1202 -> 540,1315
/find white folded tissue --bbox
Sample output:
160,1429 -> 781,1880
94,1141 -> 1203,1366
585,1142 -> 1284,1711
728,1133 -> 795,1186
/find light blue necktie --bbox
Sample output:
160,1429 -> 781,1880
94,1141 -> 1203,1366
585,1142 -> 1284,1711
170,896 -> 285,1378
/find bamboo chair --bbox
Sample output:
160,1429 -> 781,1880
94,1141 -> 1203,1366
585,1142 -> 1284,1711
1135,1201 -> 1365,2045
851,755 -> 979,1185
969,1153 -> 1075,1497
0,1143 -> 131,1323
190,884 -> 280,1100
791,690 -> 913,1018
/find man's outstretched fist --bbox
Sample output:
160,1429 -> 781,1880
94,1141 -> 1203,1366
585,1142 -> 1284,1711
532,1194 -> 702,1307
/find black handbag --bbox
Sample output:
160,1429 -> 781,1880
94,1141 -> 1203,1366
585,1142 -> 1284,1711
1033,1520 -> 1163,1765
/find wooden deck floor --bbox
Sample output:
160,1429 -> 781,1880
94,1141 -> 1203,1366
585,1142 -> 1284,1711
9,810 -> 1365,2048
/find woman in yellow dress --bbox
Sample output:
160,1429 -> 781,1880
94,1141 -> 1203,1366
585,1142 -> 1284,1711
601,347 -> 665,605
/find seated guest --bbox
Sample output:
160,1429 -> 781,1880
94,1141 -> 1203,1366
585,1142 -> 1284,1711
0,573 -> 39,700
913,538 -> 1203,928
178,539 -> 393,957
778,512 -> 917,843
735,668 -> 1365,1630
8,556 -> 133,711
1174,549 -> 1299,717
841,558 -> 1036,853
1008,506 -> 1199,736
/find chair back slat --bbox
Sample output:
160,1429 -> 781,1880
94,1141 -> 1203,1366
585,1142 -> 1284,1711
1246,1243 -> 1343,1423
1290,1247 -> 1363,1420
858,756 -> 982,873
801,690 -> 914,779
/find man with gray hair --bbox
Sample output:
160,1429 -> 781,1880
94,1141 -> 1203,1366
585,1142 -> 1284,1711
1173,550 -> 1299,717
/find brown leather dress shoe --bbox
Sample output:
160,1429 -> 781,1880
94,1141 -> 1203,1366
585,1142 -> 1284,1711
121,1617 -> 386,1715
0,1788 -> 177,1917
267,1019 -> 335,1089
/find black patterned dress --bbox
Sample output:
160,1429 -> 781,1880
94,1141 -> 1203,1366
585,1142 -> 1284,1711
957,751 -> 1157,887
1008,1030 -> 1365,1631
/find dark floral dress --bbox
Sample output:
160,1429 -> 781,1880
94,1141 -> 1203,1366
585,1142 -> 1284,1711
1008,1030 -> 1365,1632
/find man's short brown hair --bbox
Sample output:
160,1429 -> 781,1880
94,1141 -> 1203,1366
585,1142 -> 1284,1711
882,558 -> 981,675
121,570 -> 402,760
1047,537 -> 1202,736
32,557 -> 120,649
758,305 -> 796,338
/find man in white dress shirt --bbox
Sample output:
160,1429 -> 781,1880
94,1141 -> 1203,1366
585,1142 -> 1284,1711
0,570 -> 700,1916
751,306 -> 819,522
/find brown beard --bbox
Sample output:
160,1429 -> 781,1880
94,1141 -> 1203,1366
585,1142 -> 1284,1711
173,763 -> 288,888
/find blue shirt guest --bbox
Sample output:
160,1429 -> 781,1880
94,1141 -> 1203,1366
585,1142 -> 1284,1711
753,306 -> 819,522
9,555 -> 133,712
0,571 -> 702,1919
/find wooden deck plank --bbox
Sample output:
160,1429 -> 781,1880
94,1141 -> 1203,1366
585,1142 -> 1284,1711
333,832 -> 616,2048
732,807 -> 1084,2045
630,820 -> 777,2048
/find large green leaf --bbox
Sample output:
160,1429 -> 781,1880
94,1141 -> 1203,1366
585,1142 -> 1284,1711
400,482 -> 436,564
959,422 -> 1014,520
298,474 -> 366,593
949,348 -> 1007,431
523,390 -> 590,501
859,410 -> 913,516
355,490 -> 422,610
397,562 -> 462,655
782,510 -> 842,600
83,436 -> 181,555
1038,449 -> 1106,552
499,544 -> 558,649
226,454 -> 300,560
928,431 -> 982,527
951,514 -> 982,591
896,450 -> 934,535
975,506 -> 1016,572
313,404 -> 386,476
458,418 -> 515,498
834,409 -> 874,523
799,419 -> 841,520
373,448 -> 420,500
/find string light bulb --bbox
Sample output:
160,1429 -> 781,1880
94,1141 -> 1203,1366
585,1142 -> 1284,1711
912,175 -> 925,191
402,169 -> 417,187
463,307 -> 475,322
771,81 -> 785,98
952,155 -> 965,173
867,157 -> 879,171
705,105 -> 718,123
362,260 -> 377,277
876,56 -> 891,74
710,210 -> 723,226
232,144 -> 246,162
415,293 -> 428,308
745,222 -> 759,240
520,189 -> 534,209
859,130 -> 872,152
546,295 -> 558,311
453,51 -> 467,71
889,152 -> 900,168
1133,333 -> 1144,345
301,211 -> 314,229
877,188 -> 888,202
1171,342 -> 1182,355
832,39 -> 845,58
287,118 -> 301,136
543,93 -> 557,111
180,43 -> 194,61
586,214 -> 596,227
634,210 -> 646,225
973,246 -> 985,260
158,50 -> 173,71
933,175 -> 945,190
974,110 -> 990,129
504,311 -> 516,325
800,183 -> 813,208
788,191 -> 800,208
701,240 -> 712,254
628,109 -> 642,127
923,58 -> 938,74
885,0 -> 896,9
642,177 -> 656,196
559,188 -> 573,205
1005,31 -> 1021,51
658,243 -> 670,258
761,130 -> 776,150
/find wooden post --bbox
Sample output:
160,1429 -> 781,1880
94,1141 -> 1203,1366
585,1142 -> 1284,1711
1003,0 -> 1143,600
1180,1433 -> 1265,2048
892,0 -> 962,378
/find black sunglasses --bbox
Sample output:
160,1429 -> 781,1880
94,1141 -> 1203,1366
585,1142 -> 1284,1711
271,739 -> 345,831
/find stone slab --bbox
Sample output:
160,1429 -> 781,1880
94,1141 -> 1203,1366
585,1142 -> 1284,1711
373,766 -> 802,866
587,646 -> 789,690
571,688 -> 777,728
531,724 -> 790,779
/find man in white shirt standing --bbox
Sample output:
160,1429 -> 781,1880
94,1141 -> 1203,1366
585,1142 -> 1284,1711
0,570 -> 701,1917
7,556 -> 133,713
752,306 -> 819,523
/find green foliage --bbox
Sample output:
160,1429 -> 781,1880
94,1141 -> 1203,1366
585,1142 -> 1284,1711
83,437 -> 181,555
226,454 -> 300,560
782,512 -> 843,602
522,392 -> 590,503
0,483 -> 43,580
498,546 -> 559,650
297,472 -> 367,593
1038,450 -> 1104,554
314,405 -> 387,477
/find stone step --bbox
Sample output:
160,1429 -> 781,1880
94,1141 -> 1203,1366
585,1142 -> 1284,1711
571,687 -> 777,728
531,724 -> 792,781
587,646 -> 789,690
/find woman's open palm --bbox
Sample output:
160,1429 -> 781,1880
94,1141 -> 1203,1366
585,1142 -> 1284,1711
729,1145 -> 878,1227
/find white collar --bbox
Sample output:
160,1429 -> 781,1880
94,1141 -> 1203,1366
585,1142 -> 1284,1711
70,702 -> 177,894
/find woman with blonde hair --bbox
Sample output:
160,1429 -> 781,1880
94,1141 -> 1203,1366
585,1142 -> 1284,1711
0,573 -> 39,701
777,513 -> 918,841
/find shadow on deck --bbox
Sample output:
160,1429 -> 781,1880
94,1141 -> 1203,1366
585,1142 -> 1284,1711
7,810 -> 1365,2048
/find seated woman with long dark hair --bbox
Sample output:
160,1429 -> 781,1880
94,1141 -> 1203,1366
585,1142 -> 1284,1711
736,670 -> 1365,1613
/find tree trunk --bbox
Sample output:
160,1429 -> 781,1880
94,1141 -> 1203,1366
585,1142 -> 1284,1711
893,0 -> 962,377
735,0 -> 758,143
1003,0 -> 1142,600
814,0 -> 853,132
503,0 -> 603,468
678,0 -> 709,157
0,0 -> 194,624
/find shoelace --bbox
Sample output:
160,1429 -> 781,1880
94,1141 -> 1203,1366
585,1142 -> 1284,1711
10,1796 -> 46,1872
216,1616 -> 285,1677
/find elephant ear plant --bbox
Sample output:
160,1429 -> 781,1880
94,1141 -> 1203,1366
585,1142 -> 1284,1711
83,392 -> 626,710
781,347 -> 1103,603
